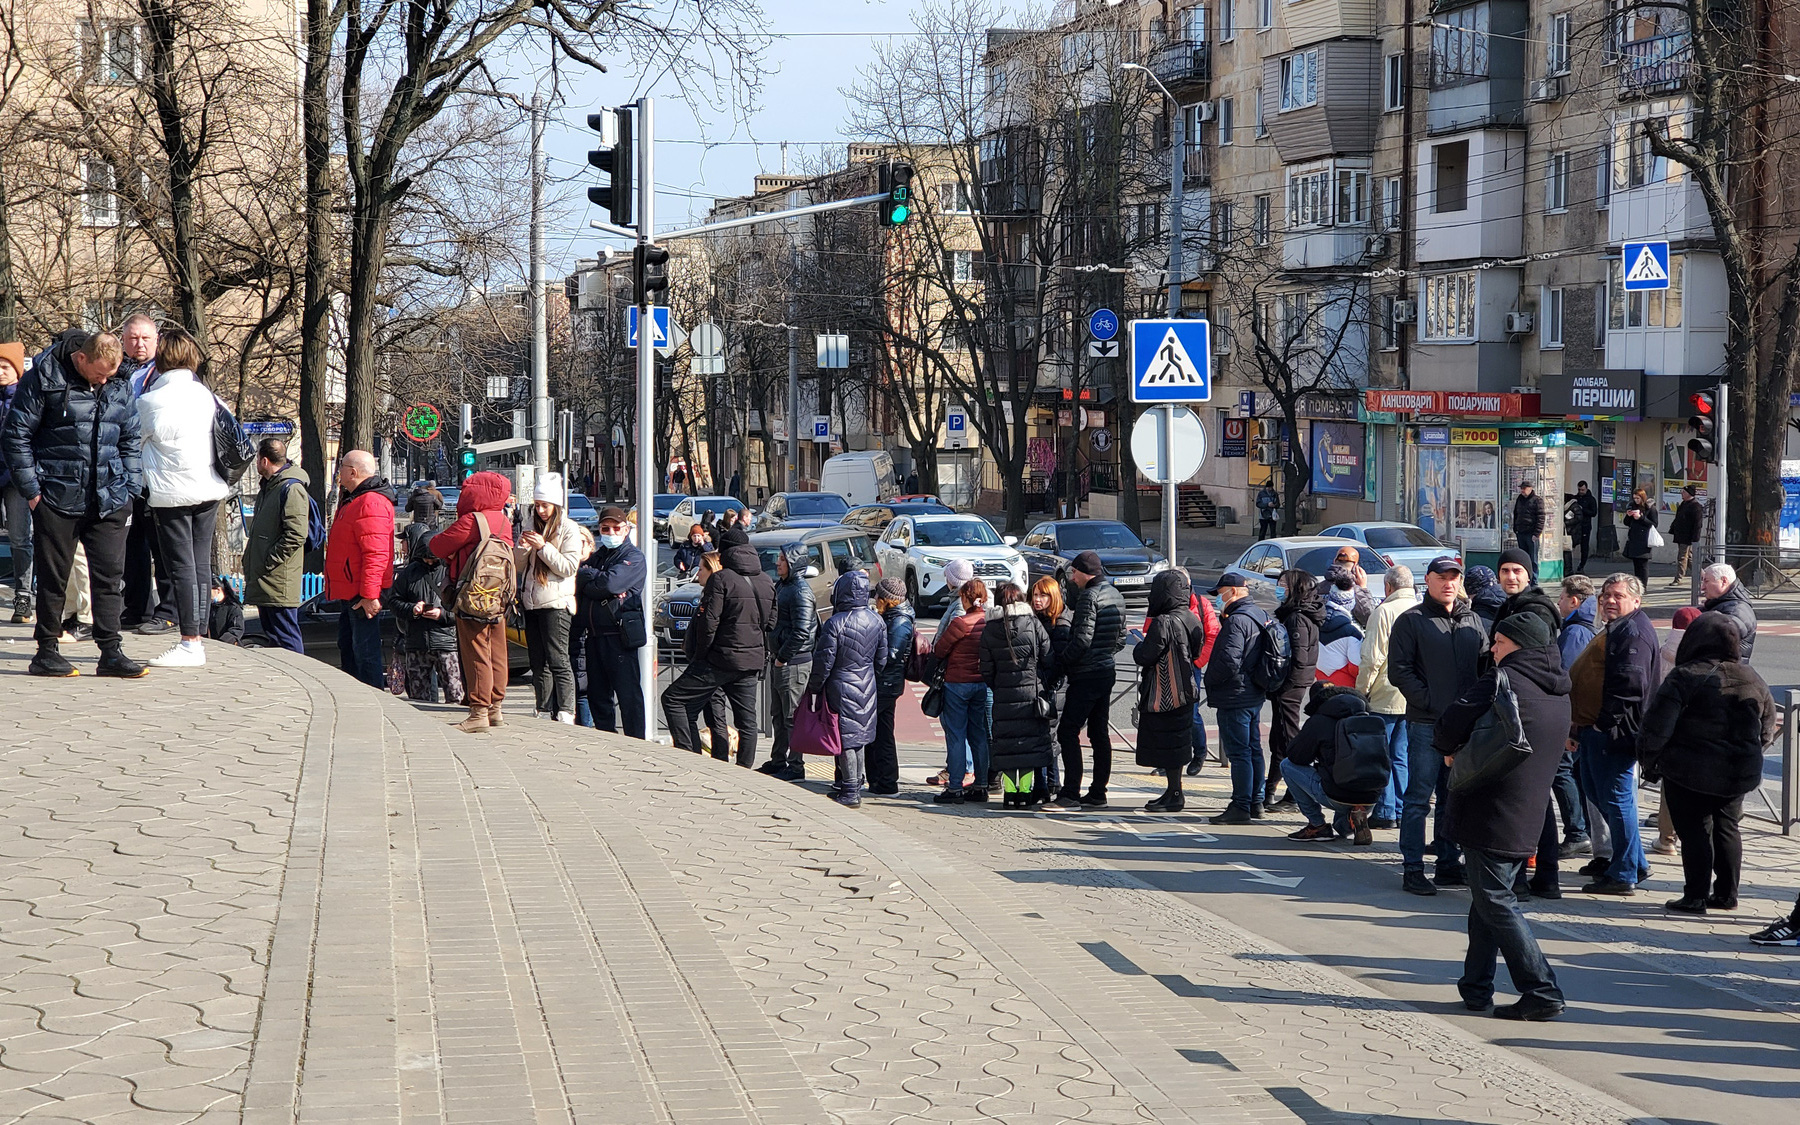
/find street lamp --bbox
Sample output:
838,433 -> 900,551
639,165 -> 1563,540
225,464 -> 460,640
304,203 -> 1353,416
1121,62 -> 1185,318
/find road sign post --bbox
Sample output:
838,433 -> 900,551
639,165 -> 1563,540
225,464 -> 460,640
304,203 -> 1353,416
1130,318 -> 1213,565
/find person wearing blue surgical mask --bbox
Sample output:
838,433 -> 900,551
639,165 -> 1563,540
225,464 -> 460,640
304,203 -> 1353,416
575,506 -> 649,737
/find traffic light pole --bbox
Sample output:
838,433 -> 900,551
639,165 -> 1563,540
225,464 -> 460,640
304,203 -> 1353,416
1708,381 -> 1729,604
635,95 -> 660,743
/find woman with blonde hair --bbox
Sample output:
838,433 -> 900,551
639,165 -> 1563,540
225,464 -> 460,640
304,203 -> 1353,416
516,472 -> 592,722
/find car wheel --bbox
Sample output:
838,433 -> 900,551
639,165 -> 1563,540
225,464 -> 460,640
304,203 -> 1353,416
905,568 -> 922,609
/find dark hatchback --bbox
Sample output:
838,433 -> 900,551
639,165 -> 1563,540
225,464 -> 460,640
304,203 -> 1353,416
755,491 -> 851,532
840,500 -> 955,540
1017,519 -> 1171,607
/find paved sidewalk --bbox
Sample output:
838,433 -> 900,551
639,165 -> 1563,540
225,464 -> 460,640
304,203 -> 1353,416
0,628 -> 1760,1123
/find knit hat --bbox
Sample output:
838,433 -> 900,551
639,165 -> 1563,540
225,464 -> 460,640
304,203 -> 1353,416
1494,612 -> 1555,650
943,558 -> 974,587
532,471 -> 566,507
1497,547 -> 1535,575
0,341 -> 23,379
1071,550 -> 1105,577
718,527 -> 750,549
1671,605 -> 1701,630
875,577 -> 906,601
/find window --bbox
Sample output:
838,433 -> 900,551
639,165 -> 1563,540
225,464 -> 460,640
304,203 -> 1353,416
1430,4 -> 1490,88
1178,2 -> 1205,42
1286,162 -> 1369,228
1277,292 -> 1313,345
1545,150 -> 1570,212
1254,89 -> 1268,136
1378,295 -> 1398,350
1382,176 -> 1403,230
1433,140 -> 1469,212
1422,271 -> 1477,340
1214,201 -> 1235,246
1287,166 -> 1332,228
80,21 -> 140,85
1615,114 -> 1680,188
82,158 -> 119,227
1135,201 -> 1164,238
945,250 -> 974,282
1609,255 -> 1685,329
1218,97 -> 1235,145
1259,0 -> 1274,30
82,299 -> 121,332
1220,0 -> 1235,40
1336,168 -> 1370,224
1595,284 -> 1608,349
939,181 -> 973,213
1540,287 -> 1565,348
1384,53 -> 1407,112
1547,13 -> 1572,76
1280,50 -> 1319,110
1596,142 -> 1611,209
1253,194 -> 1271,245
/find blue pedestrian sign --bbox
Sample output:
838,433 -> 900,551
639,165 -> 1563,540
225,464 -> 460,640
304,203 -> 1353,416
1088,308 -> 1119,342
626,305 -> 672,347
1130,319 -> 1212,404
1621,241 -> 1670,291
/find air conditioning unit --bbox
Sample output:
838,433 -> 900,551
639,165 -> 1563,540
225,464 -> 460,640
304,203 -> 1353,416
1391,299 -> 1417,324
1364,234 -> 1391,258
1196,100 -> 1217,122
1530,76 -> 1565,103
1194,250 -> 1220,274
1505,311 -> 1535,335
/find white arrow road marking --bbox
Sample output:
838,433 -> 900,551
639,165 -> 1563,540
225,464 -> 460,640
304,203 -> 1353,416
1231,862 -> 1305,889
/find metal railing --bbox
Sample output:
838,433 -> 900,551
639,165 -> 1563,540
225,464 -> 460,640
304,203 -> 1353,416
1695,545 -> 1800,601
1618,31 -> 1692,97
1751,687 -> 1800,835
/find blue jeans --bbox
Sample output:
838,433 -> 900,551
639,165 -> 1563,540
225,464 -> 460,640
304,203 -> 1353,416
1189,667 -> 1208,764
337,607 -> 385,689
1460,846 -> 1563,1010
258,605 -> 305,653
1217,705 -> 1265,811
944,681 -> 991,793
1281,760 -> 1350,834
1577,726 -> 1648,886
1401,720 -> 1460,872
1552,751 -> 1588,840
1375,713 -> 1408,822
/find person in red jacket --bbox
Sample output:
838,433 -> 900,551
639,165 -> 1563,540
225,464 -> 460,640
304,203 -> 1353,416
323,450 -> 396,689
427,470 -> 514,732
1143,590 -> 1218,778
933,579 -> 990,803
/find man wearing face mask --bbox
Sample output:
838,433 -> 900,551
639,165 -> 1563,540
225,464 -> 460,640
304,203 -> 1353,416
576,507 -> 648,738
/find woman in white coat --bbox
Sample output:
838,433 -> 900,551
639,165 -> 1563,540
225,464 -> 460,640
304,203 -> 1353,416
517,472 -> 592,722
136,328 -> 232,667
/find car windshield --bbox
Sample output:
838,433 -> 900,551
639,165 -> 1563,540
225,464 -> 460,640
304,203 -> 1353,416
915,519 -> 1002,548
438,488 -> 459,508
567,494 -> 596,514
1054,523 -> 1143,551
787,494 -> 849,517
1289,545 -> 1389,576
896,503 -> 953,515
654,494 -> 684,512
1363,526 -> 1443,549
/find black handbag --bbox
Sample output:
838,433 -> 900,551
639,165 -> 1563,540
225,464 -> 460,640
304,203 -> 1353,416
920,667 -> 946,718
1448,669 -> 1534,793
211,396 -> 255,484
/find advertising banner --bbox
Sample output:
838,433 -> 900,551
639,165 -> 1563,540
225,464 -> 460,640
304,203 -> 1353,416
1310,421 -> 1367,497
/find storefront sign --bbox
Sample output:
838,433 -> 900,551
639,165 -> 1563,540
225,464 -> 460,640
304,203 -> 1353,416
1500,428 -> 1568,449
1310,420 -> 1367,497
1540,370 -> 1643,418
1451,427 -> 1500,445
1221,417 -> 1249,458
1442,392 -> 1538,418
1418,425 -> 1451,446
1297,392 -> 1361,421
1366,389 -> 1443,414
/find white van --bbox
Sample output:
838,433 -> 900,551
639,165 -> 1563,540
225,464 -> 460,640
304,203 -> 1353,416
819,451 -> 899,507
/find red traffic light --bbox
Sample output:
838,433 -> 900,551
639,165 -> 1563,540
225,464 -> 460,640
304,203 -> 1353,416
1689,391 -> 1714,415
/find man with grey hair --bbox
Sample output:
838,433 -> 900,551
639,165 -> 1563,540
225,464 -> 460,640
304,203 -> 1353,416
117,312 -> 177,635
1356,564 -> 1417,830
1577,573 -> 1660,895
1700,562 -> 1756,662
323,449 -> 396,688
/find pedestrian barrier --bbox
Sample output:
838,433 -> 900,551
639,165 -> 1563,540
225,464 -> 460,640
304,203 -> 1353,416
1765,687 -> 1800,836
1698,545 -> 1800,600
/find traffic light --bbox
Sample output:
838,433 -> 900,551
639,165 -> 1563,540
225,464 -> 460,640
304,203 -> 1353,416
457,443 -> 477,482
634,242 -> 670,306
586,107 -> 634,227
876,160 -> 915,228
1687,389 -> 1719,463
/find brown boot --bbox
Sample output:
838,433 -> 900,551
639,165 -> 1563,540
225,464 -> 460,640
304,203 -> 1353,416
486,703 -> 505,728
454,706 -> 489,734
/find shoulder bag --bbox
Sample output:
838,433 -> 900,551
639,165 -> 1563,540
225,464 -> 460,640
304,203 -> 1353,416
791,691 -> 843,756
1447,669 -> 1534,793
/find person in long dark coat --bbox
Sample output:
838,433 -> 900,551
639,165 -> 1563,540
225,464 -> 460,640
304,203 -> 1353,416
980,582 -> 1054,805
1269,568 -> 1324,806
1134,569 -> 1207,812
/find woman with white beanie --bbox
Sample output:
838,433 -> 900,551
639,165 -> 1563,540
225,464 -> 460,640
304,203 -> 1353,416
516,472 -> 593,722
137,327 -> 232,668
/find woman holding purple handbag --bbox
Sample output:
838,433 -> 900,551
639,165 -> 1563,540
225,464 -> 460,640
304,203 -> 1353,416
804,569 -> 888,808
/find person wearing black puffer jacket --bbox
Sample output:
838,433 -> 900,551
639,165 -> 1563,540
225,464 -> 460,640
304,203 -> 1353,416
869,577 -> 915,796
1638,613 -> 1778,915
1268,569 -> 1324,808
1133,570 -> 1206,812
664,527 -> 776,766
1057,550 -> 1127,807
1700,563 -> 1757,662
760,541 -> 817,781
982,582 -> 1054,806
806,569 -> 887,808
1434,611 -> 1572,1022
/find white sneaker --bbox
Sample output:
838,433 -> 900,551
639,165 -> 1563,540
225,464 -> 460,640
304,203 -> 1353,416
555,711 -> 575,724
150,643 -> 206,668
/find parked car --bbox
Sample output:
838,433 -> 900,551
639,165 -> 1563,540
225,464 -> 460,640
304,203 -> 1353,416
841,500 -> 956,541
1317,522 -> 1456,586
665,495 -> 748,543
1017,519 -> 1172,610
1226,536 -> 1391,612
754,491 -> 850,532
819,450 -> 899,506
873,513 -> 1027,611
565,492 -> 601,533
652,526 -> 879,651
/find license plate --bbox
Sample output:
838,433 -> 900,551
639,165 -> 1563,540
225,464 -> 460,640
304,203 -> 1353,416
673,619 -> 689,631
1114,576 -> 1145,587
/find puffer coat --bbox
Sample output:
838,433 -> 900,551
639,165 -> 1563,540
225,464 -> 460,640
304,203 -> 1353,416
772,542 -> 818,665
980,602 -> 1053,771
877,601 -> 915,699
1063,578 -> 1127,676
1638,613 -> 1779,798
692,540 -> 776,672
137,368 -> 231,509
1275,580 -> 1324,689
1701,581 -> 1758,662
805,570 -> 888,747
1133,570 -> 1205,769
1,339 -> 142,517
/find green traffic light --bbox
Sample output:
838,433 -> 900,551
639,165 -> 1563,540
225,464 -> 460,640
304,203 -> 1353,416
888,185 -> 911,225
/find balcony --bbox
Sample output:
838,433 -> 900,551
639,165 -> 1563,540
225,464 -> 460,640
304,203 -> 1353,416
1618,32 -> 1692,98
1182,146 -> 1209,187
1149,39 -> 1209,91
986,262 -> 1040,304
1282,227 -> 1375,271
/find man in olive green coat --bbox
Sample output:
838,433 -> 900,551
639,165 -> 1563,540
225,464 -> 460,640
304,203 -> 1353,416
242,438 -> 311,653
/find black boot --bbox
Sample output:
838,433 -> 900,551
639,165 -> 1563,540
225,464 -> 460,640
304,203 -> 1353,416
29,642 -> 76,678
1146,775 -> 1184,813
95,646 -> 148,679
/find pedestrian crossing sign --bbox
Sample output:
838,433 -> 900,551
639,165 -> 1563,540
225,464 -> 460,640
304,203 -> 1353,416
1621,241 -> 1670,291
1130,319 -> 1212,403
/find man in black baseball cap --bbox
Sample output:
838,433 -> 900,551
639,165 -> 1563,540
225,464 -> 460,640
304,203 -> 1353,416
1204,567 -> 1274,823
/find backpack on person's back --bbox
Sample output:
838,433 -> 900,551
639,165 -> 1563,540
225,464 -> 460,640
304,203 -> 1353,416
1248,615 -> 1292,693
451,515 -> 517,623
1326,712 -> 1393,805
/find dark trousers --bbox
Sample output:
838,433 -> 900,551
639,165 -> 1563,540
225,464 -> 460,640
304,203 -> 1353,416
1057,668 -> 1115,797
1631,555 -> 1649,583
1518,533 -> 1539,578
1459,847 -> 1564,1010
258,605 -> 305,653
664,663 -> 760,766
1267,683 -> 1307,799
33,503 -> 128,646
337,607 -> 385,689
1551,750 -> 1587,840
2,482 -> 35,601
1571,526 -> 1591,571
123,497 -> 175,625
1663,780 -> 1745,903
152,501 -> 218,638
869,694 -> 900,793
1534,804 -> 1561,887
1258,515 -> 1277,538
584,630 -> 644,738
523,608 -> 575,715
767,660 -> 809,766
